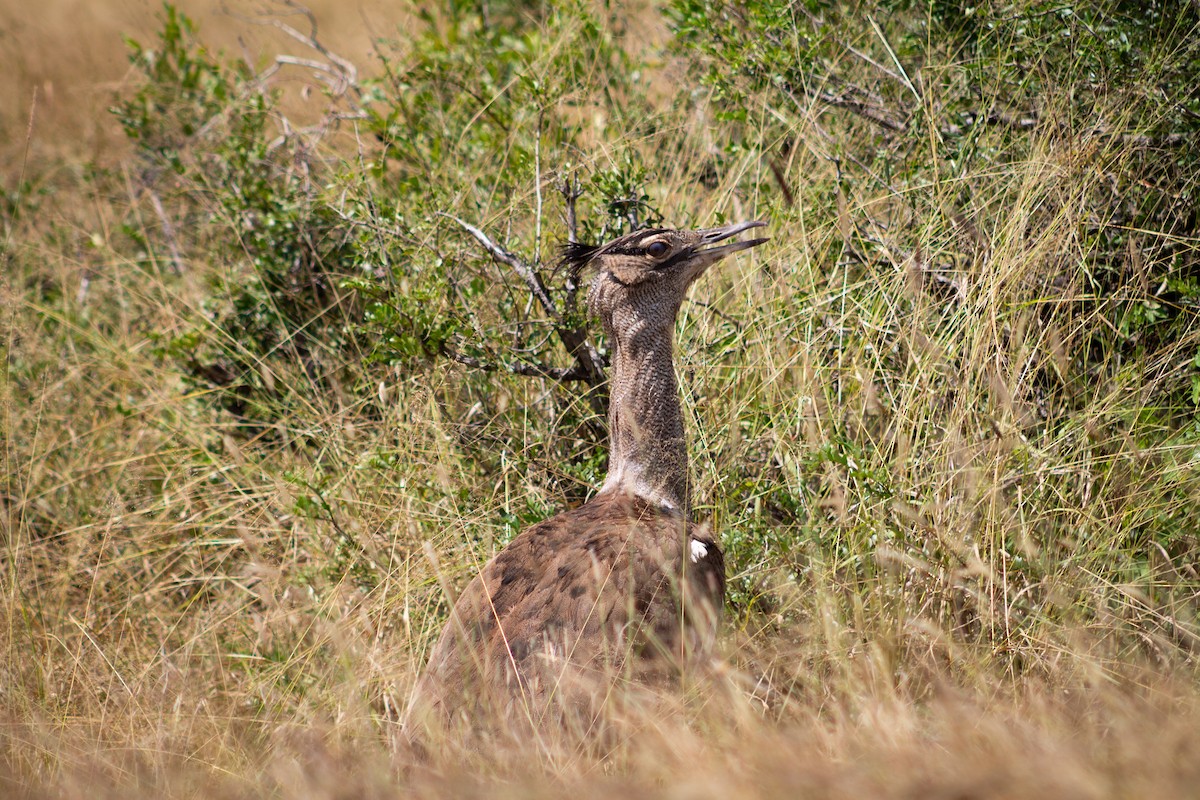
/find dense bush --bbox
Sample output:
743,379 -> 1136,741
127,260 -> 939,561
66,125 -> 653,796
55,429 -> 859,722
672,0 -> 1200,411
668,0 -> 1200,624
120,5 -> 675,492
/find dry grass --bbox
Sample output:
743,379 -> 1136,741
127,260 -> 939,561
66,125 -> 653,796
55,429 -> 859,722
3,0 -> 1200,797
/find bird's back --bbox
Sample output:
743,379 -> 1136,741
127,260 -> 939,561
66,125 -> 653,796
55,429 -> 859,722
411,491 -> 724,726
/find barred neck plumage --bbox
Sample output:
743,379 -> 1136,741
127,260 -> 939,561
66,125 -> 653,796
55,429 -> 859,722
598,302 -> 689,513
564,221 -> 769,514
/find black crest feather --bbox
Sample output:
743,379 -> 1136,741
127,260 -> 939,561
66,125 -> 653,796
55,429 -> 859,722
561,241 -> 600,279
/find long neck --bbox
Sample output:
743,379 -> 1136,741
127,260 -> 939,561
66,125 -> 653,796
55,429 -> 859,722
599,312 -> 690,513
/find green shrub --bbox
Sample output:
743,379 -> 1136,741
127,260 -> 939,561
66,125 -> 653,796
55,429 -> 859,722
670,0 -> 1200,632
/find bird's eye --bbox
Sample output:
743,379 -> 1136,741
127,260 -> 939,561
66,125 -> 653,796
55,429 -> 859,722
646,241 -> 670,258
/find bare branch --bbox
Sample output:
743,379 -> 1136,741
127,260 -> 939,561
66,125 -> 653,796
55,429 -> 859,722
440,213 -> 609,392
767,159 -> 795,208
440,343 -> 591,382
812,86 -> 907,132
558,176 -> 584,312
774,73 -> 907,133
624,196 -> 641,231
221,0 -> 359,97
560,175 -> 582,245
940,107 -> 1038,137
274,54 -> 346,84
146,189 -> 185,274
441,213 -> 562,323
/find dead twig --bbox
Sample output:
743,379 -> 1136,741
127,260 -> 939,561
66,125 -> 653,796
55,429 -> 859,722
439,343 -> 592,382
146,190 -> 186,274
223,0 -> 359,98
441,213 -> 561,322
440,213 -> 608,392
558,176 -> 585,313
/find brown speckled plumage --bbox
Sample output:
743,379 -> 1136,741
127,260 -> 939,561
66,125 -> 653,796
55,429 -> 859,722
410,221 -> 768,728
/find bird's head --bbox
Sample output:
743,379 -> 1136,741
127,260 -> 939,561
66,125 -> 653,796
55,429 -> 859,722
563,221 -> 769,330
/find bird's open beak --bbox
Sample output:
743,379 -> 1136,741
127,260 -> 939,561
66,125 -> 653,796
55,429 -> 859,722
685,220 -> 769,280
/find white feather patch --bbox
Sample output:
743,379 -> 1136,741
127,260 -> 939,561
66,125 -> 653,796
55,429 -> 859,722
689,539 -> 708,563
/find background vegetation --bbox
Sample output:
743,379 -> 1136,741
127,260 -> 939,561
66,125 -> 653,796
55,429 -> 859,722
3,0 -> 1200,796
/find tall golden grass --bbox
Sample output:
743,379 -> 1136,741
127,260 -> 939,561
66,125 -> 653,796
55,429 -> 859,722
3,1 -> 1200,797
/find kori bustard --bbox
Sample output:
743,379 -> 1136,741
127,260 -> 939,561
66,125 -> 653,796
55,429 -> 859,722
410,221 -> 769,726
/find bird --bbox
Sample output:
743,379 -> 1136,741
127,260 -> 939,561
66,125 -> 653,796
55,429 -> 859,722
408,220 -> 769,732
